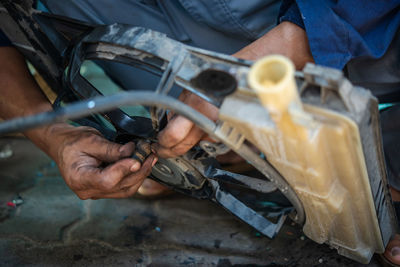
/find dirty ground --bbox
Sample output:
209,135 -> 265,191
0,137 -> 381,266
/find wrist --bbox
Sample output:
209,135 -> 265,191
24,122 -> 74,161
233,21 -> 314,69
278,22 -> 314,68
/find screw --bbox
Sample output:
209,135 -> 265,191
156,163 -> 173,175
0,144 -> 13,159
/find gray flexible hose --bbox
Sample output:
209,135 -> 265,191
0,91 -> 216,135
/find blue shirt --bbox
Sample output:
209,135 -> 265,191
280,0 -> 400,69
2,0 -> 400,71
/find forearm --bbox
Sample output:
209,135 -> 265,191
0,46 -> 64,154
156,22 -> 314,158
0,48 -> 156,199
233,21 -> 314,69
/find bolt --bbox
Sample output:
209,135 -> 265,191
156,163 -> 173,175
0,144 -> 13,159
205,145 -> 216,152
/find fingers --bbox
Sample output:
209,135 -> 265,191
74,155 -> 157,199
384,235 -> 400,265
155,90 -> 219,158
85,137 -> 136,162
78,158 -> 139,191
158,115 -> 195,148
87,181 -> 141,199
155,126 -> 205,158
92,185 -> 140,199
118,154 -> 157,189
49,124 -> 159,200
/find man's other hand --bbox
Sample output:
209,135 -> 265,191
154,90 -> 218,158
44,123 -> 157,199
153,22 -> 313,159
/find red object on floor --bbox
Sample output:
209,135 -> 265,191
6,202 -> 16,207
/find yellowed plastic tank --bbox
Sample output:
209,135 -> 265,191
218,55 -> 395,263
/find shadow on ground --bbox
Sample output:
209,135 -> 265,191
0,137 -> 380,266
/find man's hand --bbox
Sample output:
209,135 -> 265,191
43,123 -> 157,199
0,47 -> 159,199
154,90 -> 218,158
154,22 -> 314,159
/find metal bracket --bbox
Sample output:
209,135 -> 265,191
210,180 -> 287,239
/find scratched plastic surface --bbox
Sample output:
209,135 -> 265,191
218,55 -> 384,263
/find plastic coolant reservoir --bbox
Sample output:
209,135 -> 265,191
218,55 -> 397,263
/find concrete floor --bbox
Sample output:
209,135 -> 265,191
0,137 -> 381,266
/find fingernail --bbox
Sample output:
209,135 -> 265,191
130,161 -> 140,171
392,247 -> 400,257
119,144 -> 127,153
152,157 -> 158,167
150,143 -> 158,154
